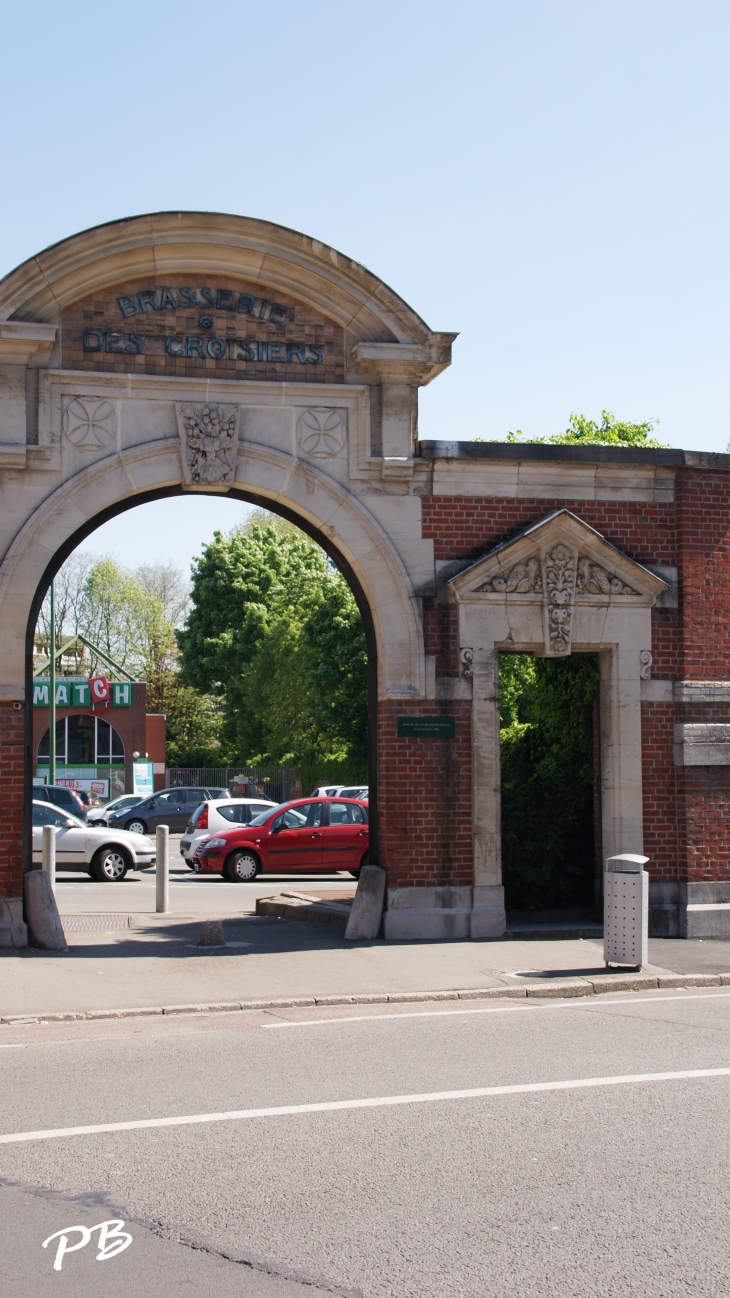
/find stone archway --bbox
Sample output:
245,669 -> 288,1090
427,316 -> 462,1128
0,212 -> 455,946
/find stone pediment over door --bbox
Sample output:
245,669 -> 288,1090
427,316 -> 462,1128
447,509 -> 667,656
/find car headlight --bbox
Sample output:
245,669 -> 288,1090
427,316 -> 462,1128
204,837 -> 228,848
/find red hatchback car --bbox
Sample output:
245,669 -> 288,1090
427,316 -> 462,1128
195,796 -> 369,882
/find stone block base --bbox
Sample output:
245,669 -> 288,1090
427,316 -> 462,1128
0,895 -> 27,948
383,885 -> 506,941
650,880 -> 730,939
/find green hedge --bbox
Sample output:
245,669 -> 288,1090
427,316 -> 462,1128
499,653 -> 599,911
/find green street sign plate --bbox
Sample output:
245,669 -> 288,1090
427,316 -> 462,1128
397,716 -> 456,738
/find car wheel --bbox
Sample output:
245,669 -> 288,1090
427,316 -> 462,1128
90,847 -> 129,882
349,869 -> 360,879
186,858 -> 197,871
224,851 -> 259,882
126,820 -> 147,835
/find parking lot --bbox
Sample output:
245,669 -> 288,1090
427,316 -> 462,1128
54,834 -> 358,918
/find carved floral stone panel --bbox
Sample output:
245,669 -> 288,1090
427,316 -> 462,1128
466,541 -> 642,656
476,557 -> 541,594
176,403 -> 240,486
576,557 -> 639,596
541,543 -> 577,654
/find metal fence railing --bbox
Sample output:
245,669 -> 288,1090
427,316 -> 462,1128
165,766 -> 301,802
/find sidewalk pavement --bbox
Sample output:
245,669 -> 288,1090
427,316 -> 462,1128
4,889 -> 730,1020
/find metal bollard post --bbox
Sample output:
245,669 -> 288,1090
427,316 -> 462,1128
42,824 -> 57,893
156,824 -> 170,914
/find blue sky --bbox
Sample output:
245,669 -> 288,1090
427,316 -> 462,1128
2,1 -> 728,571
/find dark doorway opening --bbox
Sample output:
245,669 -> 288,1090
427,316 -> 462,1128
499,652 -> 600,918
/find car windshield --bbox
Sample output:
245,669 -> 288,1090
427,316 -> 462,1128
249,801 -> 291,826
32,802 -> 85,828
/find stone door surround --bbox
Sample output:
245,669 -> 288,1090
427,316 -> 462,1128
442,510 -> 668,941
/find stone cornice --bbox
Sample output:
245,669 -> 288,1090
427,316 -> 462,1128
350,337 -> 457,386
0,321 -> 57,365
419,440 -> 730,470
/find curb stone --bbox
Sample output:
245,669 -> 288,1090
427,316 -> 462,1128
2,972 -> 730,1025
588,975 -> 658,993
525,980 -> 593,998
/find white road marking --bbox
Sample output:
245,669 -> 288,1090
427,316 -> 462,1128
3,1067 -> 730,1145
264,989 -> 730,1028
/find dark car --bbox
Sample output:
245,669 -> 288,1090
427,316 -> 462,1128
33,784 -> 87,821
109,786 -> 229,834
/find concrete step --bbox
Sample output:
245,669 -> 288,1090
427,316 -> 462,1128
256,894 -> 354,931
505,922 -> 603,941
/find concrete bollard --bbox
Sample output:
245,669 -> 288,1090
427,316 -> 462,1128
156,824 -> 170,914
345,864 -> 387,940
199,919 -> 226,947
24,868 -> 67,950
41,824 -> 57,893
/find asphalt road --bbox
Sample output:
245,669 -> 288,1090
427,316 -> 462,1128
3,987 -> 730,1296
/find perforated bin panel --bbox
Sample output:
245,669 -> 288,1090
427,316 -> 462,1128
604,870 -> 648,967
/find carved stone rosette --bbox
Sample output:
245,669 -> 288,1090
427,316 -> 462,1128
176,403 -> 240,487
542,543 -> 577,654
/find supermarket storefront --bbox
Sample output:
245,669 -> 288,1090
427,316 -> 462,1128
32,680 -> 152,799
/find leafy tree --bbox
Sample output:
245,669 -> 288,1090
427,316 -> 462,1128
478,410 -> 667,448
499,653 -> 599,912
145,672 -> 225,768
36,554 -> 224,768
134,561 -> 190,629
177,513 -> 368,788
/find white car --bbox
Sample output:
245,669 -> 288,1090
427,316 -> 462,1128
87,793 -> 143,826
32,800 -> 156,881
311,784 -> 368,800
180,797 -> 277,867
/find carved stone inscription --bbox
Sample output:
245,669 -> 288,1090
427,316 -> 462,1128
176,403 -> 240,486
61,274 -> 346,383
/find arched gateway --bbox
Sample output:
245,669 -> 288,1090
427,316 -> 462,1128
1,213 -> 729,947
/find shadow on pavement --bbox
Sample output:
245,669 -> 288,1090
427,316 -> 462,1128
56,916 -> 384,960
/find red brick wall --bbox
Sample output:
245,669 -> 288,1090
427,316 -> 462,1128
640,703 -> 678,880
677,768 -> 730,880
676,471 -> 730,677
420,479 -> 730,889
0,703 -> 25,897
421,498 -> 676,566
145,713 -> 167,790
423,600 -> 459,678
377,700 -> 472,888
674,471 -> 730,881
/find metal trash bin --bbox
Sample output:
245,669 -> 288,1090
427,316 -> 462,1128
604,853 -> 649,970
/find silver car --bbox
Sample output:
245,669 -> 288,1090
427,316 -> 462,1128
32,800 -> 156,881
87,793 -> 143,827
